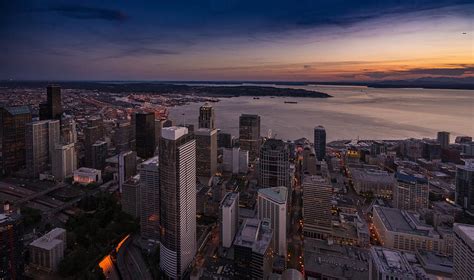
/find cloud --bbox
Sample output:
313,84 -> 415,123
364,65 -> 474,79
50,5 -> 128,22
102,47 -> 180,59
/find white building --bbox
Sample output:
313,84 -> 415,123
219,192 -> 239,248
369,247 -> 415,280
73,167 -> 102,185
139,156 -> 160,241
52,143 -> 76,181
257,186 -> 287,256
373,206 -> 453,255
222,147 -> 248,174
453,223 -> 474,279
159,127 -> 196,279
29,228 -> 67,272
302,175 -> 333,239
25,120 -> 60,178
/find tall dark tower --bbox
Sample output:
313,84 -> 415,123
239,114 -> 261,161
40,85 -> 62,120
135,112 -> 156,159
314,125 -> 326,161
198,103 -> 215,129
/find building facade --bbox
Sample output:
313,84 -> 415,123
302,175 -> 333,239
139,156 -> 160,241
453,223 -> 474,280
198,103 -> 215,129
393,181 -> 429,212
39,85 -> 62,120
159,127 -> 196,279
25,120 -> 60,178
194,128 -> 217,178
257,186 -> 287,256
455,159 -> 474,214
0,106 -> 32,175
135,112 -> 156,159
239,114 -> 261,161
219,192 -> 239,248
222,147 -> 248,174
29,228 -> 66,272
258,139 -> 291,189
313,125 -> 326,161
52,143 -> 76,181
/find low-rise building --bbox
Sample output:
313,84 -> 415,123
373,206 -> 453,256
350,168 -> 396,198
29,228 -> 67,272
369,247 -> 415,280
73,167 -> 102,185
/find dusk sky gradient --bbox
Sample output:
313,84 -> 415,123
1,0 -> 473,81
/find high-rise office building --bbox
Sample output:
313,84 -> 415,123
39,85 -> 62,120
239,114 -> 261,161
114,120 -> 132,153
0,211 -> 24,280
257,186 -> 288,256
314,125 -> 326,161
122,175 -> 140,219
25,120 -> 60,178
135,112 -> 156,159
217,130 -> 233,148
159,127 -> 196,279
437,131 -> 450,149
222,147 -> 249,174
198,103 -> 215,129
258,139 -> 291,189
195,128 -> 217,178
139,156 -> 160,241
60,115 -> 77,144
233,218 -> 274,279
118,150 -> 137,192
52,143 -> 76,181
453,223 -> 474,280
455,159 -> 474,214
393,180 -> 429,212
219,192 -> 239,248
84,117 -> 103,168
91,141 -> 108,170
0,106 -> 32,175
302,175 -> 333,239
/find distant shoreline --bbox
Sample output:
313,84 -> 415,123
1,80 -> 472,91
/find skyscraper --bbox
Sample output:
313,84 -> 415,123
0,211 -> 24,280
39,85 -> 62,120
159,127 -> 196,279
239,114 -> 261,161
84,117 -> 103,168
258,139 -> 290,189
455,159 -> 474,214
313,125 -> 326,161
302,175 -> 333,239
194,128 -> 217,178
118,150 -> 137,192
198,103 -> 215,129
91,141 -> 108,170
139,156 -> 160,241
453,223 -> 474,280
219,192 -> 239,248
257,186 -> 288,256
217,130 -> 233,148
52,143 -> 76,181
25,120 -> 60,178
0,106 -> 32,175
122,175 -> 140,218
437,131 -> 450,149
135,112 -> 156,159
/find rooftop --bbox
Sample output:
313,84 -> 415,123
234,218 -> 273,255
30,228 -> 66,251
74,167 -> 101,174
2,105 -> 31,116
373,206 -> 439,237
371,247 -> 414,277
258,186 -> 288,204
220,192 -> 239,209
161,126 -> 188,140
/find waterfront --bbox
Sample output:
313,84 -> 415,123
169,84 -> 474,141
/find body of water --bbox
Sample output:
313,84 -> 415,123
168,84 -> 473,142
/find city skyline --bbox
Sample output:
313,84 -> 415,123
1,0 -> 472,81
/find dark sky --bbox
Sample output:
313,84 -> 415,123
1,0 -> 472,81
